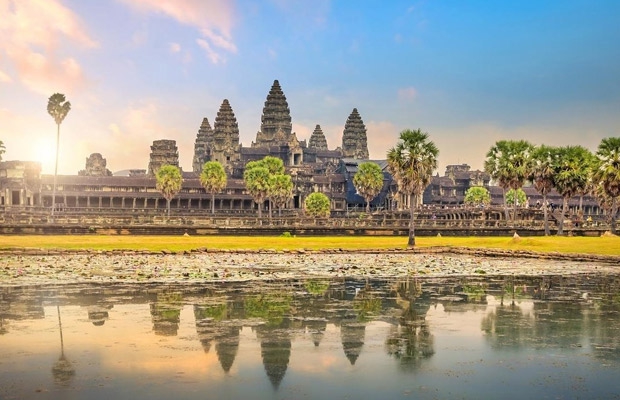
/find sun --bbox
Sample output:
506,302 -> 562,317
33,137 -> 57,173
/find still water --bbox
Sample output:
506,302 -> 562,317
1,274 -> 619,400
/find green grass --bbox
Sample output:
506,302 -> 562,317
0,235 -> 618,255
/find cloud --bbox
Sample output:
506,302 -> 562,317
0,69 -> 11,83
121,0 -> 237,63
169,42 -> 182,53
0,0 -> 97,95
397,86 -> 417,101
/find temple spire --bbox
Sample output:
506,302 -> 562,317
341,108 -> 369,159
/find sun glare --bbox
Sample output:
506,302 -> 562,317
33,137 -> 57,173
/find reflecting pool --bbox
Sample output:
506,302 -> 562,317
1,274 -> 619,399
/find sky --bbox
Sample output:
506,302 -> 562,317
1,0 -> 619,175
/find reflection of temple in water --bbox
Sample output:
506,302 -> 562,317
2,274 -> 620,387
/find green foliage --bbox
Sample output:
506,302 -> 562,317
155,165 -> 183,216
47,93 -> 71,126
254,156 -> 285,175
304,192 -> 330,218
195,303 -> 228,321
552,145 -> 594,234
353,162 -> 384,213
0,140 -> 5,161
354,296 -> 382,322
305,280 -> 329,295
244,293 -> 291,327
464,186 -> 491,206
243,165 -> 271,218
200,161 -> 227,214
270,173 -> 293,211
505,188 -> 527,206
279,231 -> 294,237
387,128 -> 439,247
593,137 -> 620,233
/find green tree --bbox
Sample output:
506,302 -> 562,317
0,140 -> 5,161
528,145 -> 557,236
464,186 -> 491,207
270,173 -> 293,216
199,161 -> 227,214
47,93 -> 71,216
353,162 -> 384,213
155,165 -> 183,217
552,145 -> 593,235
387,129 -> 439,247
244,162 -> 270,218
304,192 -> 330,218
484,140 -> 534,223
593,137 -> 620,234
505,188 -> 527,207
255,156 -> 285,218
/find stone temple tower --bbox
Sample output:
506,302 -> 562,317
308,125 -> 328,151
253,80 -> 293,148
148,139 -> 179,176
211,99 -> 241,171
341,108 -> 369,159
192,118 -> 213,173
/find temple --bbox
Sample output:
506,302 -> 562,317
0,79 -> 602,218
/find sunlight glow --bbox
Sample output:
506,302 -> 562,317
33,137 -> 57,174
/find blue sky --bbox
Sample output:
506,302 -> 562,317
1,0 -> 619,175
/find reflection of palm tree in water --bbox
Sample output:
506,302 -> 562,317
386,278 -> 434,370
52,305 -> 75,385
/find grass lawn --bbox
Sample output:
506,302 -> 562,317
0,235 -> 618,256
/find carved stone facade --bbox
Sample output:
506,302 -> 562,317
192,118 -> 213,173
0,161 -> 41,207
147,140 -> 179,176
78,153 -> 112,176
341,108 -> 369,159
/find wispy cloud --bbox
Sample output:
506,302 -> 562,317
397,86 -> 418,101
0,0 -> 97,95
120,0 -> 237,64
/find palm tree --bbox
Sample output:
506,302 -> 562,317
353,162 -> 384,213
387,129 -> 439,247
47,93 -> 71,217
244,162 -> 270,219
593,137 -> 620,234
270,174 -> 293,216
552,145 -> 593,235
200,161 -> 227,214
528,145 -> 557,235
0,140 -> 5,161
484,140 -> 534,223
155,165 -> 183,217
255,156 -> 285,219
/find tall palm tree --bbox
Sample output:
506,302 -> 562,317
200,161 -> 227,214
0,140 -> 5,161
155,165 -> 183,217
593,137 -> 620,234
528,145 -> 557,236
270,173 -> 293,216
484,140 -> 534,223
387,129 -> 439,247
243,161 -> 270,219
47,93 -> 71,217
552,145 -> 593,235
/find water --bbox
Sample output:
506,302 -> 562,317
1,275 -> 619,399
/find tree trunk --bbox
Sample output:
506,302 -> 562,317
366,200 -> 370,214
408,193 -> 416,247
557,196 -> 568,235
211,193 -> 215,214
268,199 -> 272,220
611,197 -> 618,235
257,199 -> 262,219
512,193 -> 517,224
51,123 -> 60,220
542,193 -> 550,236
502,188 -> 509,221
166,198 -> 171,217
